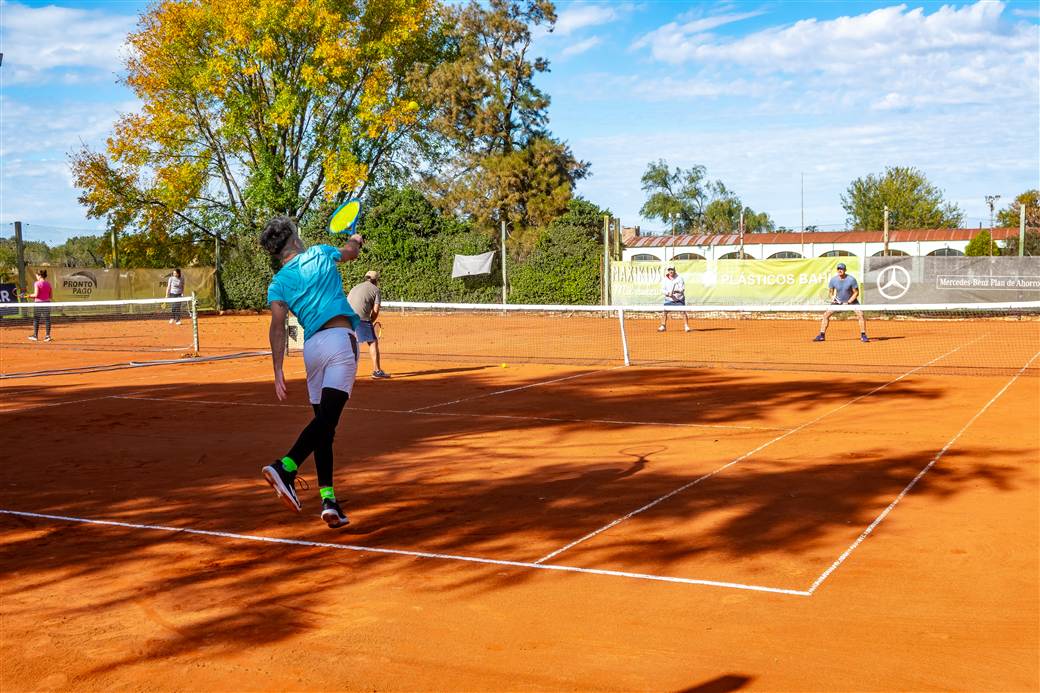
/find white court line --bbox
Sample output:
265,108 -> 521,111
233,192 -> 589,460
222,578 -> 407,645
409,366 -> 626,412
0,395 -> 117,415
532,338 -> 983,565
110,395 -> 788,432
0,508 -> 810,596
806,348 -> 1040,595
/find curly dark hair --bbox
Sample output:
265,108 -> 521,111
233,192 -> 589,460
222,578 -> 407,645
259,216 -> 298,257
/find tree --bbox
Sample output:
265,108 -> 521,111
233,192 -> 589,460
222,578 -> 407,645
508,198 -> 609,304
997,190 -> 1040,228
841,166 -> 963,230
71,0 -> 445,251
641,162 -> 773,234
964,230 -> 994,256
1002,230 -> 1040,257
424,0 -> 588,234
639,161 -> 708,233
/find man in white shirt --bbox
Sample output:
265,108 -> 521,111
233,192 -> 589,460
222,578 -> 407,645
659,266 -> 691,333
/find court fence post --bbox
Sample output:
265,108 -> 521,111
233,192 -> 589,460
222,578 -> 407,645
191,292 -> 200,355
617,308 -> 630,366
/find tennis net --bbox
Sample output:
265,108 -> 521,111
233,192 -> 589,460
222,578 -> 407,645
0,297 -> 200,378
377,301 -> 1040,377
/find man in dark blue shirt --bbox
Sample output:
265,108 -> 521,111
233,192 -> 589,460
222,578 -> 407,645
813,263 -> 868,343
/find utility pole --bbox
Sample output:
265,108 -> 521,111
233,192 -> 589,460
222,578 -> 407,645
883,205 -> 890,256
800,173 -> 805,257
111,227 -> 121,299
1020,202 -> 1027,257
739,207 -> 746,259
500,219 -> 508,304
214,232 -> 222,310
12,221 -> 26,296
985,195 -> 1001,256
602,215 -> 611,305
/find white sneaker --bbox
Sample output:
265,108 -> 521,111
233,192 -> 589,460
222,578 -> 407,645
169,319 -> 175,324
28,335 -> 37,341
44,336 -> 52,342
657,325 -> 666,332
684,325 -> 691,333
175,320 -> 181,325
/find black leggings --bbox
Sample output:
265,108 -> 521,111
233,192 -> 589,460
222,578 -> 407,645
285,387 -> 349,488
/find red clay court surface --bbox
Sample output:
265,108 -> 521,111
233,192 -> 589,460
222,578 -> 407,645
1,313 -> 1038,692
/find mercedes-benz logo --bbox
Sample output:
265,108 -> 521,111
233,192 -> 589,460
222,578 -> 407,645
877,265 -> 912,300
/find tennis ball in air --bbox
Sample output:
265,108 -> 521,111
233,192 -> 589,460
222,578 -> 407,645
500,363 -> 508,368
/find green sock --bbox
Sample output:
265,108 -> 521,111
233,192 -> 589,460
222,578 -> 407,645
320,487 -> 336,501
280,456 -> 298,472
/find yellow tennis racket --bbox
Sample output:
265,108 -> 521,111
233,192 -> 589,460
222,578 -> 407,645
329,199 -> 362,235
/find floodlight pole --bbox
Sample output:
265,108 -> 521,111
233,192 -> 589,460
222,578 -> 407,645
985,195 -> 1000,256
739,207 -> 746,259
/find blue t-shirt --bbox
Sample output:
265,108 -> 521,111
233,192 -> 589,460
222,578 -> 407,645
267,245 -> 359,339
828,274 -> 859,303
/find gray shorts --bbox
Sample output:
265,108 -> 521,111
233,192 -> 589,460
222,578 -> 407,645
355,319 -> 376,344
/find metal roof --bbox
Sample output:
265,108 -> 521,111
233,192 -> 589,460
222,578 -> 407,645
625,228 -> 1023,247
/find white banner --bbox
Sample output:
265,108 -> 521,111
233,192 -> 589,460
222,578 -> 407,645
451,251 -> 496,278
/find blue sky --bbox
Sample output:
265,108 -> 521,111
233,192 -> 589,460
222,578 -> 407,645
1,0 -> 1038,245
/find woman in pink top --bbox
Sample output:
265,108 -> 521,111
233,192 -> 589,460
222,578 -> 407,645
26,269 -> 53,342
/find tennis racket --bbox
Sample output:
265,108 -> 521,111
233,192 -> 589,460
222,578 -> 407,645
329,198 -> 362,235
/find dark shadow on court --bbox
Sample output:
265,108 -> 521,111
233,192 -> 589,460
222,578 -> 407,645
0,360 -> 1033,676
676,674 -> 753,693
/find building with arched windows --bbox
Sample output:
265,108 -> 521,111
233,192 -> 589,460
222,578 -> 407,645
621,228 -> 1021,262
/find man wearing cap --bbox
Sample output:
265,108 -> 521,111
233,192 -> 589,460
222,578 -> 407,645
348,271 -> 390,378
814,262 -> 868,343
659,266 -> 691,333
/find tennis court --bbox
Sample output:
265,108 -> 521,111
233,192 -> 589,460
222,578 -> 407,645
2,306 -> 1038,691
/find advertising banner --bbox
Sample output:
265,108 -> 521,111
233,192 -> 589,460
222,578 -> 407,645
864,256 -> 1040,304
611,257 -> 863,305
25,267 -> 217,308
0,283 -> 16,303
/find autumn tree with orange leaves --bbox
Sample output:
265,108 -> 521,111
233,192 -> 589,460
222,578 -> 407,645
71,0 -> 446,247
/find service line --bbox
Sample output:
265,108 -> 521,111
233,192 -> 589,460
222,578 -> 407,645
532,337 -> 984,565
110,394 -> 786,432
409,365 -> 626,412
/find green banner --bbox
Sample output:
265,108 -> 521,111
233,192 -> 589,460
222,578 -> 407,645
611,258 -> 864,304
26,267 -> 217,309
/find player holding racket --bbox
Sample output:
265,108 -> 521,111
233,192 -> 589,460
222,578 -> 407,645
813,262 -> 869,343
348,271 -> 390,379
260,215 -> 363,528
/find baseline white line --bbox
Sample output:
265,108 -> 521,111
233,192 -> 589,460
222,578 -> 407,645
806,348 -> 1040,595
0,509 -> 809,596
110,395 -> 788,431
532,339 -> 982,565
409,366 -> 626,412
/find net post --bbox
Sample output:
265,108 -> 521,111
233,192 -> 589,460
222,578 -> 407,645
617,308 -> 630,366
191,292 -> 200,355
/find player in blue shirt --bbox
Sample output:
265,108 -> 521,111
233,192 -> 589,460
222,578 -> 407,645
259,215 -> 364,528
813,262 -> 869,343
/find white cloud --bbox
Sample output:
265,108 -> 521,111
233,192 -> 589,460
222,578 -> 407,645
0,1 -> 137,85
628,2 -> 1039,113
631,9 -> 765,51
571,107 -> 1039,231
560,36 -> 602,58
554,3 -> 626,37
0,96 -> 140,227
